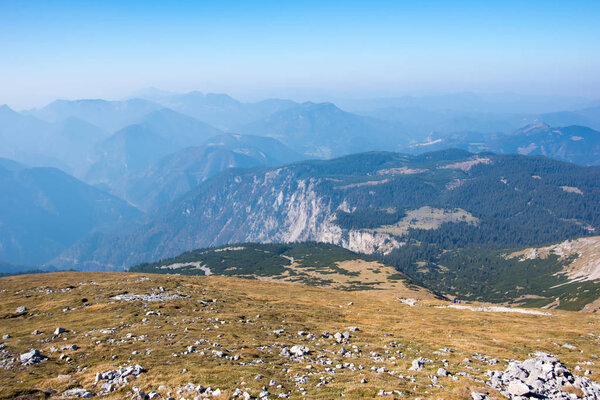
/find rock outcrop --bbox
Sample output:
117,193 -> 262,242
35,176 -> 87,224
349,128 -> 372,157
487,352 -> 600,399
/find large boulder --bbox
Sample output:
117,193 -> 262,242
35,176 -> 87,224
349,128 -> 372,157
20,349 -> 47,365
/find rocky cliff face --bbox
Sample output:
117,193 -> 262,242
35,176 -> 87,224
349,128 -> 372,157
237,173 -> 401,254
54,165 -> 402,269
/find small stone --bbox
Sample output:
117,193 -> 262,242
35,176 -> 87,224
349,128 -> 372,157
471,392 -> 487,400
409,357 -> 428,371
62,388 -> 93,398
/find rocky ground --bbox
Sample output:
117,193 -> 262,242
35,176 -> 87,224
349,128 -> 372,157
1,272 -> 599,399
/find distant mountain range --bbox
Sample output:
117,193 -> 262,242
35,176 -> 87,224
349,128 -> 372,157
2,91 -> 600,184
409,123 -> 600,165
538,106 -> 600,130
0,104 -> 110,173
132,90 -> 298,131
116,133 -> 303,211
0,162 -> 140,265
239,102 -> 405,158
351,95 -> 600,137
84,108 -> 223,189
27,98 -> 163,132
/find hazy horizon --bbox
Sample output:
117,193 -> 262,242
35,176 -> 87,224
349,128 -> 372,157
2,88 -> 599,115
2,0 -> 600,109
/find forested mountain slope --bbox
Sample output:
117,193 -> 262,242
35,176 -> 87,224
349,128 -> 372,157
54,150 -> 600,272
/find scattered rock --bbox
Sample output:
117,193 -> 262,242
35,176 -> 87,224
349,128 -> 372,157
471,392 -> 488,400
409,357 -> 431,371
132,386 -> 148,400
62,388 -> 93,398
397,298 -> 418,307
20,349 -> 47,365
290,345 -> 310,356
95,364 -> 146,388
111,293 -> 183,302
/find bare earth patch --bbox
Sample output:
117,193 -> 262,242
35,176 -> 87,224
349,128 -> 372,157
336,179 -> 389,190
560,186 -> 584,195
438,156 -> 492,171
373,206 -> 479,236
376,167 -> 428,175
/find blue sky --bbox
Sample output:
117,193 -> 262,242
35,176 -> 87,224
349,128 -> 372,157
1,0 -> 599,108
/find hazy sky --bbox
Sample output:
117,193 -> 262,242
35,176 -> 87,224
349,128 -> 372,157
1,0 -> 599,108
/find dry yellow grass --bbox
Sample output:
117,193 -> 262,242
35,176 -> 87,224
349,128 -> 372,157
257,258 -> 434,298
0,272 -> 599,399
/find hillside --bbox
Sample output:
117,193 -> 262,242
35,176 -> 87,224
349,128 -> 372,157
503,236 -> 600,311
130,242 -> 427,295
383,239 -> 600,311
1,272 -> 599,399
508,236 -> 600,284
55,150 -> 600,269
131,240 -> 600,311
0,163 -> 141,266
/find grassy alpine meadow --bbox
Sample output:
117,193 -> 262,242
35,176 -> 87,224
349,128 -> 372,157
0,272 -> 599,399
